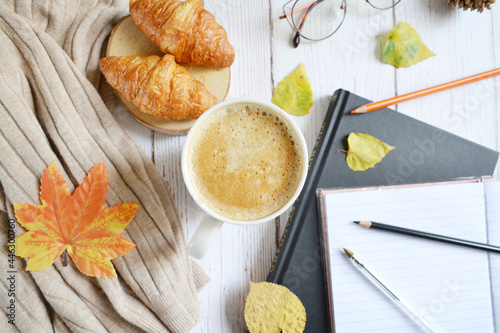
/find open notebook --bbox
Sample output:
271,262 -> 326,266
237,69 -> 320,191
318,179 -> 500,333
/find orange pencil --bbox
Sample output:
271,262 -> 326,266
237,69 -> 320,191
351,68 -> 500,114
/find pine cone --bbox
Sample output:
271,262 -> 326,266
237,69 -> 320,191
444,0 -> 496,12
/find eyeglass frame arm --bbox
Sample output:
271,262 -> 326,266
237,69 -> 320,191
280,1 -> 317,19
293,0 -> 322,47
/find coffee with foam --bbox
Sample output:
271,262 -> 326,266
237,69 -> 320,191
187,104 -> 303,221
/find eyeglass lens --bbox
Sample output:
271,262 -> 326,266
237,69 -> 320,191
285,0 -> 346,42
283,0 -> 401,46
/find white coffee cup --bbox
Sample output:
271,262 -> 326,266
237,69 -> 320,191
181,98 -> 308,259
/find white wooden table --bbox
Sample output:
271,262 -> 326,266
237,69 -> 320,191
113,1 -> 500,331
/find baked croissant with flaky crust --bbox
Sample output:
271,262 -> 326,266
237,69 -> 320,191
129,0 -> 235,67
99,55 -> 217,120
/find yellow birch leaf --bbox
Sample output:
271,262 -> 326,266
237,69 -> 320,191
338,133 -> 395,171
14,162 -> 138,278
272,64 -> 313,116
244,281 -> 306,333
382,21 -> 435,68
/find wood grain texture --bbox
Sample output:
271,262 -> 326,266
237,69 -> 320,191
110,1 -> 500,331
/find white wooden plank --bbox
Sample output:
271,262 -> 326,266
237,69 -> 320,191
492,6 -> 500,176
395,2 -> 498,153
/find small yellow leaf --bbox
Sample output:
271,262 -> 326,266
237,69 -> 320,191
382,21 -> 435,68
272,64 -> 313,116
244,281 -> 306,333
340,133 -> 394,171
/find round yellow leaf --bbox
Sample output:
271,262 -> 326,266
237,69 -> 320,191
244,281 -> 306,333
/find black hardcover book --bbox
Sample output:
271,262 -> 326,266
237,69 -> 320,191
266,89 -> 499,332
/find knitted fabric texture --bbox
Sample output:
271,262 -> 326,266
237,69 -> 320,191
0,1 -> 209,332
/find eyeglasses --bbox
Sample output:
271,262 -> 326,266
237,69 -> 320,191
281,0 -> 402,47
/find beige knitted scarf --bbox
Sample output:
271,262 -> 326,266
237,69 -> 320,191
0,1 -> 209,332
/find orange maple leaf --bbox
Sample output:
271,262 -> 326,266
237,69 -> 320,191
14,162 -> 138,278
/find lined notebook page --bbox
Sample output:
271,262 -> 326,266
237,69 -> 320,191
484,180 -> 500,331
321,181 -> 494,333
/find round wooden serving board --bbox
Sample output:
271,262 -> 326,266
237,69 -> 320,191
106,15 -> 231,135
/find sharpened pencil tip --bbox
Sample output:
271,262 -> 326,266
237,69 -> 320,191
354,220 -> 372,229
350,105 -> 368,114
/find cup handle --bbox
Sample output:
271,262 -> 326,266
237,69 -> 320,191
187,214 -> 224,259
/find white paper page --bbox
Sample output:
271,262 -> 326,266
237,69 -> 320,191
322,181 -> 494,333
484,180 -> 500,332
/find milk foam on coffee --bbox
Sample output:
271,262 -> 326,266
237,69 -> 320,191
188,104 -> 303,221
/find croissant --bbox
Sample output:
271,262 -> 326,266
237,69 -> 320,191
129,0 -> 235,67
99,55 -> 218,120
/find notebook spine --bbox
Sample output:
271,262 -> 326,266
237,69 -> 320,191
267,89 -> 349,283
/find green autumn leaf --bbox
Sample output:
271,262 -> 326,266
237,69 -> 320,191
272,64 -> 313,116
382,21 -> 435,68
339,133 -> 395,171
